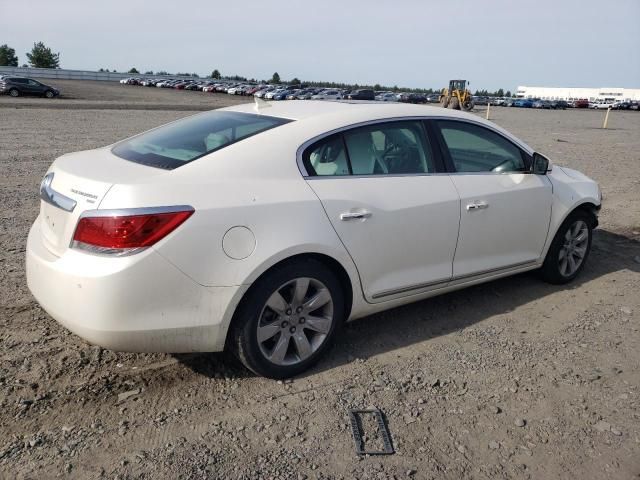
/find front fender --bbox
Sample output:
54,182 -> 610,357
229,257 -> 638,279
542,166 -> 601,258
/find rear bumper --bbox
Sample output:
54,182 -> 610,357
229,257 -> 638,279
26,218 -> 246,353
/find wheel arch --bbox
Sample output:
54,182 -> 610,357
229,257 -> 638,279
543,199 -> 600,260
555,201 -> 600,234
224,252 -> 355,349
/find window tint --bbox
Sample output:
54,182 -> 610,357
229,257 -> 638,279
304,135 -> 350,176
344,121 -> 434,175
28,80 -> 40,86
437,121 -> 526,173
112,111 -> 291,170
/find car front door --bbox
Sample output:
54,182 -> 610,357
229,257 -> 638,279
302,120 -> 461,302
27,79 -> 44,95
432,119 -> 552,279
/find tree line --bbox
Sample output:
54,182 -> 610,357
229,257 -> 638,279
0,44 -> 512,96
0,42 -> 60,68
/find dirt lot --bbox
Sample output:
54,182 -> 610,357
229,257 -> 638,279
1,82 -> 639,480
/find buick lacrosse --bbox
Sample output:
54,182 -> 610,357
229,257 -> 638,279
27,100 -> 601,378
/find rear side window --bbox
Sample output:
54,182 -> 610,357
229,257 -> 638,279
344,122 -> 434,174
303,121 -> 434,176
112,111 -> 292,170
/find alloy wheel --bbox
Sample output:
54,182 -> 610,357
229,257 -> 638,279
257,277 -> 334,366
558,220 -> 589,277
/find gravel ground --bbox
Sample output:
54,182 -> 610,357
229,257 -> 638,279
1,85 -> 639,479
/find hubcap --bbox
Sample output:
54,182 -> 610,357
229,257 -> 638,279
558,220 -> 588,277
257,277 -> 334,366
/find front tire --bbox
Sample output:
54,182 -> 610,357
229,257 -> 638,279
230,259 -> 345,378
540,211 -> 593,284
44,90 -> 54,98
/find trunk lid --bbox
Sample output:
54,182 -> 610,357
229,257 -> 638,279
39,147 -> 164,257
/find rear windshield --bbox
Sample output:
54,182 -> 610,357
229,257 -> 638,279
112,111 -> 292,170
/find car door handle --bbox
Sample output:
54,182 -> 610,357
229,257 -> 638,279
340,211 -> 372,221
466,202 -> 489,211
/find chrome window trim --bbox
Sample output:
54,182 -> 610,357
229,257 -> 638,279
296,115 -> 534,178
39,172 -> 77,213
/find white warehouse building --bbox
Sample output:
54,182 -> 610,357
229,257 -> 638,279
515,86 -> 640,102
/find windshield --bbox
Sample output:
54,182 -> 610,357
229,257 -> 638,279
112,111 -> 292,170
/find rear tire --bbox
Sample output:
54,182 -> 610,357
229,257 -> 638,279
462,99 -> 474,111
539,210 -> 593,284
8,88 -> 19,97
230,259 -> 345,379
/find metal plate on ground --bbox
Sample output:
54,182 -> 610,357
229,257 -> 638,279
349,408 -> 394,455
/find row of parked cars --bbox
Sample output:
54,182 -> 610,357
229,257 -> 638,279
492,97 -> 639,110
119,77 -> 445,103
120,78 -> 639,110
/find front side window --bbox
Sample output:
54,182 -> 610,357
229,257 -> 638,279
436,120 -> 527,173
112,111 -> 291,170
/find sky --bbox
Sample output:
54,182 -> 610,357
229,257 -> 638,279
2,0 -> 639,91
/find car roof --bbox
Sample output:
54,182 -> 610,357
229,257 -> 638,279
219,100 -> 534,154
223,99 -> 476,122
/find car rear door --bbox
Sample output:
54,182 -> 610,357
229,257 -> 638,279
302,120 -> 461,302
432,119 -> 552,279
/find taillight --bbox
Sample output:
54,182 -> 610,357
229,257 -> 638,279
71,206 -> 194,255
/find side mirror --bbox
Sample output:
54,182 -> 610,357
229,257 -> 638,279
532,153 -> 550,175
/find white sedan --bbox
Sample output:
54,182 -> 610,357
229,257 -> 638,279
311,90 -> 343,100
26,101 -> 601,378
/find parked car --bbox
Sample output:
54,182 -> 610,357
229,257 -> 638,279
27,101 -> 601,378
400,93 -> 427,104
612,101 -> 631,110
532,100 -> 552,109
375,92 -> 398,102
569,99 -> 589,108
591,101 -> 615,109
272,90 -> 290,100
426,94 -> 441,103
0,77 -> 60,98
347,89 -> 375,100
311,90 -> 343,100
514,99 -> 534,108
